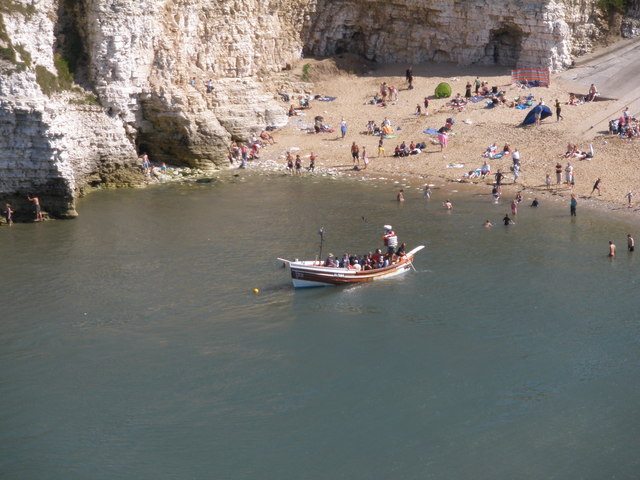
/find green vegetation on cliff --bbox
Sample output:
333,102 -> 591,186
35,54 -> 74,96
0,2 -> 36,72
598,0 -> 630,13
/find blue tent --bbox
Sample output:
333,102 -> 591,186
522,104 -> 552,125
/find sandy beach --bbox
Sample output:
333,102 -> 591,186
256,54 -> 640,217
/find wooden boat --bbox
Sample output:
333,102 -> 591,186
278,245 -> 424,288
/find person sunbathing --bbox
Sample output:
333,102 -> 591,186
483,143 -> 498,158
559,143 -> 577,158
259,130 -> 275,144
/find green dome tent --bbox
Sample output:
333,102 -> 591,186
434,82 -> 452,98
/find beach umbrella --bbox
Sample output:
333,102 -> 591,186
434,82 -> 452,98
521,105 -> 552,125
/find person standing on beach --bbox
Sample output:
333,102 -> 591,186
555,99 -> 563,121
294,155 -> 302,175
286,151 -> 294,174
362,146 -> 369,169
512,148 -> 520,166
438,130 -> 448,151
590,178 -> 602,196
570,194 -> 577,216
609,241 -> 616,257
308,152 -> 316,172
555,162 -> 563,185
627,234 -> 634,252
4,203 -> 13,226
27,195 -> 43,222
378,137 -> 385,157
406,66 -> 414,89
465,81 -> 472,99
340,118 -> 347,139
512,163 -> 520,183
565,162 -> 573,184
625,191 -> 633,207
545,173 -> 551,189
351,142 -> 360,167
475,77 -> 481,95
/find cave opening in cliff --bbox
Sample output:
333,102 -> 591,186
54,0 -> 90,87
334,31 -> 367,58
485,24 -> 523,66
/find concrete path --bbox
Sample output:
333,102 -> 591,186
555,37 -> 640,138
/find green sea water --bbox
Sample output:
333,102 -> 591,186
1,173 -> 639,479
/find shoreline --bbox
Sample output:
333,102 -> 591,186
243,157 -> 640,226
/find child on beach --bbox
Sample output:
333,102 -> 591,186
438,131 -> 448,151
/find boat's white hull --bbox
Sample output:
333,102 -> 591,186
279,245 -> 424,288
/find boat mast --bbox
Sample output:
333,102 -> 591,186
317,227 -> 324,262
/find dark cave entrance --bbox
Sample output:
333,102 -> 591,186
485,25 -> 523,66
334,31 -> 367,58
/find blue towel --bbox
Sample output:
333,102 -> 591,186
423,128 -> 439,135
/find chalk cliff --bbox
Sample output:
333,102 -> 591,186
0,0 -> 635,217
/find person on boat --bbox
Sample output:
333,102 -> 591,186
382,225 -> 398,255
324,253 -> 337,267
396,242 -> 407,257
372,248 -> 384,267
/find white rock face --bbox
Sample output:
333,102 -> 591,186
0,0 -> 635,216
303,0 -> 606,71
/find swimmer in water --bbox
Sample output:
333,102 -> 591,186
442,199 -> 452,210
483,219 -> 493,227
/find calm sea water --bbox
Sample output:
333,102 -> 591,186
2,173 -> 640,479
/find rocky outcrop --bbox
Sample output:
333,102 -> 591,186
0,0 -> 638,217
302,0 -> 610,71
